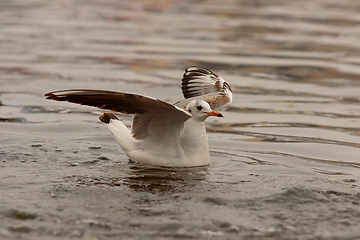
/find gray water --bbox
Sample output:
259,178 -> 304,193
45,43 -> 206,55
1,0 -> 360,239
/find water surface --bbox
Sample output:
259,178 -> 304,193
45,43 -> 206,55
1,0 -> 360,239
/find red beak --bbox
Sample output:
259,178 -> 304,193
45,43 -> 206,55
206,111 -> 223,117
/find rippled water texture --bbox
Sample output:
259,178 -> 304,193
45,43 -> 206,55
1,0 -> 360,239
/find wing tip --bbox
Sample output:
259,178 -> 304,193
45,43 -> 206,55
184,66 -> 218,77
44,90 -> 74,101
44,92 -> 60,100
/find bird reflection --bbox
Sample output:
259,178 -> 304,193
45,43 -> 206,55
123,163 -> 208,193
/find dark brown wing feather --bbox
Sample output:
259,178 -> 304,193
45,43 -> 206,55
45,89 -> 179,115
176,66 -> 233,111
181,66 -> 232,100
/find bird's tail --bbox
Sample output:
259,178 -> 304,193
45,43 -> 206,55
99,112 -> 136,152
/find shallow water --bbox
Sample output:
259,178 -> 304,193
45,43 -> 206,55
1,0 -> 360,239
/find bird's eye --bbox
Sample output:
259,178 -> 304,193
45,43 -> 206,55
196,105 -> 203,110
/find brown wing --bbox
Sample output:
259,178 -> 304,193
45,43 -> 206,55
176,67 -> 233,111
45,89 -> 191,140
45,89 -> 159,114
181,66 -> 232,99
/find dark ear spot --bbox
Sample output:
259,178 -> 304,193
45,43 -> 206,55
196,105 -> 203,110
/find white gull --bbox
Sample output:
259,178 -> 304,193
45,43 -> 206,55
45,66 -> 232,167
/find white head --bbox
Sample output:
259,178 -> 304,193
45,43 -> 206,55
186,100 -> 223,121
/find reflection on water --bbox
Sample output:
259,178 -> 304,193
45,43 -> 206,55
1,0 -> 360,239
124,164 -> 208,193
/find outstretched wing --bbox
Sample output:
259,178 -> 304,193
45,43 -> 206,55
45,89 -> 191,140
175,66 -> 232,111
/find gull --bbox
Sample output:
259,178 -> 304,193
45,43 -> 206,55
45,66 -> 232,167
